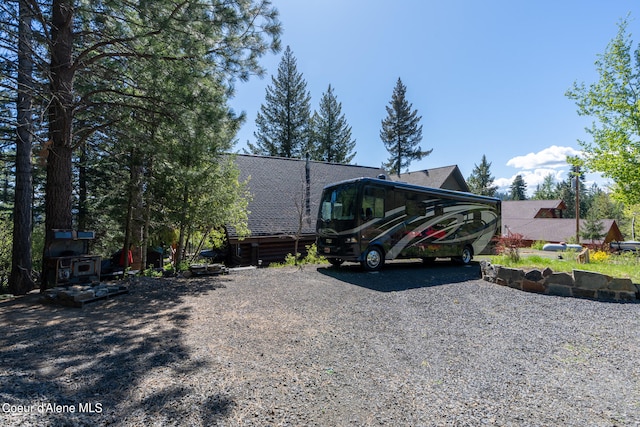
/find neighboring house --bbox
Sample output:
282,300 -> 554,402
388,166 -> 470,192
502,200 -> 567,219
501,200 -> 623,246
227,155 -> 470,266
227,154 -> 387,266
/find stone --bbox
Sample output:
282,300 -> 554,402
608,278 -> 636,292
74,290 -> 95,302
56,289 -> 74,301
94,287 -> 109,298
522,279 -> 545,294
617,291 -> 637,302
542,267 -> 553,277
544,272 -> 574,287
573,269 -> 610,290
596,289 -> 617,301
496,267 -> 524,287
479,260 -> 497,283
547,284 -> 572,297
572,288 -> 596,299
524,269 -> 544,282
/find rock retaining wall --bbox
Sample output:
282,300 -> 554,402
479,260 -> 639,302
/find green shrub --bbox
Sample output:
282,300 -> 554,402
0,214 -> 13,293
531,240 -> 547,250
301,244 -> 327,264
271,243 -> 327,268
142,264 -> 163,278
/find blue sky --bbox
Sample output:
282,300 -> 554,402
230,0 -> 639,194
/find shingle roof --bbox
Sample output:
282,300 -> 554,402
388,166 -> 469,192
502,200 -> 566,219
502,218 -> 621,244
229,154 -> 387,238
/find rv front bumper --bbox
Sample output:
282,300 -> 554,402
317,236 -> 359,259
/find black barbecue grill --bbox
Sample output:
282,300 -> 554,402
43,230 -> 101,286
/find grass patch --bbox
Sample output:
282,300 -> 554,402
485,251 -> 640,283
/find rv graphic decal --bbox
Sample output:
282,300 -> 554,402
316,177 -> 501,270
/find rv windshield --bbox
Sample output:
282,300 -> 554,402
320,184 -> 358,223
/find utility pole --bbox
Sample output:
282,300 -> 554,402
574,166 -> 580,244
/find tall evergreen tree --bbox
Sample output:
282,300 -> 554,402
532,174 -> 557,200
467,154 -> 497,196
8,0 -> 35,295
555,174 -> 589,219
510,175 -> 527,200
310,84 -> 356,163
581,208 -> 605,243
13,0 -> 282,288
380,78 -> 431,176
248,46 -> 311,158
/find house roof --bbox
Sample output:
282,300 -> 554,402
502,200 -> 566,219
229,154 -> 387,238
502,218 -> 622,244
388,166 -> 469,192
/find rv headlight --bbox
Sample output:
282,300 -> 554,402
344,236 -> 358,244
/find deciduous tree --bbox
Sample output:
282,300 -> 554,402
566,18 -> 640,205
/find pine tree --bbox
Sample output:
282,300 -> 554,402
555,174 -> 590,219
248,46 -> 311,158
532,174 -> 557,200
9,0 -> 35,295
26,0 -> 281,288
380,78 -> 431,176
467,155 -> 497,196
510,175 -> 527,200
311,84 -> 356,163
581,208 -> 605,243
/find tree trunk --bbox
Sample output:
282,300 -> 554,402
77,145 -> 88,230
175,185 -> 189,267
42,0 -> 75,291
9,0 -> 35,295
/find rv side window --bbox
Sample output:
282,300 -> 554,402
362,187 -> 385,219
403,193 -> 421,216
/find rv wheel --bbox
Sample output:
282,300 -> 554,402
457,245 -> 473,265
362,247 -> 384,271
421,257 -> 436,265
328,258 -> 344,267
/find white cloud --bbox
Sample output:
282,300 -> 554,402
494,145 -> 612,195
506,145 -> 581,170
495,169 -> 567,193
493,145 -> 584,194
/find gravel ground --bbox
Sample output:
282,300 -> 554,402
1,262 -> 639,426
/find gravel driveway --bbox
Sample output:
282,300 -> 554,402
1,262 -> 639,426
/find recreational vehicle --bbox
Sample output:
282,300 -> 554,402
316,177 -> 501,270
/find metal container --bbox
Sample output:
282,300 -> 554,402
43,230 -> 101,286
